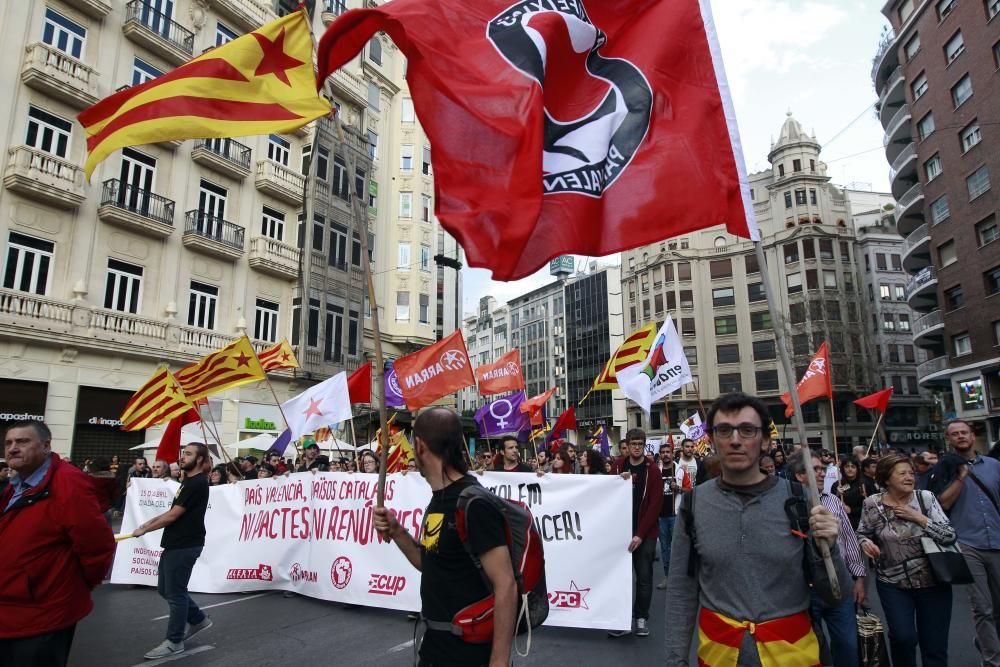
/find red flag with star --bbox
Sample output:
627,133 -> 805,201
120,367 -> 193,431
281,372 -> 353,441
78,9 -> 330,179
175,337 -> 267,402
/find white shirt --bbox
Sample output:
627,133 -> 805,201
823,463 -> 839,495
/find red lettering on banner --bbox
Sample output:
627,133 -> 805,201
367,573 -> 407,596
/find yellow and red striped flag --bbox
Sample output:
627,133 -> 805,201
78,9 -> 330,179
590,322 -> 658,391
258,339 -> 299,372
176,338 -> 267,402
386,430 -> 415,473
120,367 -> 193,432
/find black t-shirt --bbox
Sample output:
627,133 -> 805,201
659,462 -> 676,518
161,473 -> 210,550
624,460 -> 647,534
419,476 -> 506,666
494,462 -> 532,473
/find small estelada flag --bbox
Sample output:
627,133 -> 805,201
120,367 -> 192,431
258,339 -> 299,372
175,337 -> 266,402
475,349 -> 525,395
591,323 -> 658,391
780,342 -> 832,418
393,330 -> 475,410
78,9 -> 330,179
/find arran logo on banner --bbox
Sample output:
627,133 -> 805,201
483,362 -> 520,381
488,1 -> 652,198
439,349 -> 467,371
227,564 -> 273,581
289,563 -> 318,584
331,556 -> 352,590
402,350 -> 467,389
368,573 -> 407,596
548,581 -> 591,609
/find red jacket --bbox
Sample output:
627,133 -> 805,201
614,456 -> 663,541
0,455 -> 116,638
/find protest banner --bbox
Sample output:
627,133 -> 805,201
112,473 -> 632,631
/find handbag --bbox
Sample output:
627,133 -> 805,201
856,605 -> 890,666
915,491 -> 974,585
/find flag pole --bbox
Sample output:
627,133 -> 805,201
578,387 -> 594,406
691,380 -> 708,420
348,410 -> 362,473
754,240 -> 841,600
865,410 -> 887,458
829,394 -> 839,461
241,334 -> 291,432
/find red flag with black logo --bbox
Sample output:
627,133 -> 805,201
317,0 -> 757,281
780,342 -> 833,418
476,349 -> 525,395
393,330 -> 475,410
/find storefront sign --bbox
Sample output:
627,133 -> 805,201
238,403 -> 284,433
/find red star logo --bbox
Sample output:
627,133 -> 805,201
303,398 -> 323,418
168,382 -> 179,394
280,352 -> 291,362
234,352 -> 252,368
251,28 -> 304,87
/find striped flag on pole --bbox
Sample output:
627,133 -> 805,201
589,322 -> 658,391
175,338 -> 267,402
120,367 -> 193,431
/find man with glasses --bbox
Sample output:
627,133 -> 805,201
609,428 -> 662,638
936,419 -> 1000,667
665,392 -> 846,666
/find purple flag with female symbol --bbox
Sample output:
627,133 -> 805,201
384,366 -> 406,409
474,391 -> 532,438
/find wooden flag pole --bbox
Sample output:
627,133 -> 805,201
577,387 -> 594,406
691,380 -> 708,420
829,395 -> 839,461
754,241 -> 841,600
342,146 -> 391,508
865,410 -> 887,458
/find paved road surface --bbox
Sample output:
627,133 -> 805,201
70,574 -> 980,666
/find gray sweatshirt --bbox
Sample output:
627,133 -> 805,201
664,478 -> 850,666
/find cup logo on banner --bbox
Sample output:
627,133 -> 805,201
368,573 -> 407,596
549,581 -> 591,610
331,556 -> 352,589
440,348 -> 467,371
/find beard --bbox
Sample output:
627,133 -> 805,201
180,458 -> 199,472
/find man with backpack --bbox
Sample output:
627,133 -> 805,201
664,392 -> 849,666
374,408 -> 524,667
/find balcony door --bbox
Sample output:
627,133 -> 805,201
141,0 -> 174,37
119,148 -> 156,215
198,180 -> 227,239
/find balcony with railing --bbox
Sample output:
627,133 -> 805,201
322,0 -> 348,24
912,309 -> 945,345
212,0 -> 273,31
98,179 -> 175,238
88,309 -> 168,346
917,355 -> 951,385
0,288 -> 75,335
63,0 -> 111,18
906,265 -> 938,306
902,223 -> 931,273
182,211 -> 245,260
122,0 -> 194,66
896,182 -> 925,236
21,42 -> 100,109
872,28 -> 898,91
248,236 -> 301,280
191,138 -> 252,180
883,104 -> 912,162
890,142 -> 918,199
4,146 -> 85,209
878,67 -> 905,122
255,159 -> 304,205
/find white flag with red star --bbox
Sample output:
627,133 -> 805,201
282,372 -> 352,441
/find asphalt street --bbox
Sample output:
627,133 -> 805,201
70,572 -> 981,667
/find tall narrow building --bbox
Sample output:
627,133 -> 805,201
872,1 -> 999,443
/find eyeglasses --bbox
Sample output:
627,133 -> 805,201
710,423 -> 763,439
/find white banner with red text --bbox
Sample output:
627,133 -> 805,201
111,472 -> 632,631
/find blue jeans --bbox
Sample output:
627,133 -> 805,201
810,588 -> 859,667
157,546 -> 206,643
658,516 -> 675,578
875,580 -> 951,667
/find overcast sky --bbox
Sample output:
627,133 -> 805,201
460,0 -> 892,316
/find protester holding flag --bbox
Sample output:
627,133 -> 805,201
372,408 -> 514,667
609,428 -> 663,638
133,443 -> 214,659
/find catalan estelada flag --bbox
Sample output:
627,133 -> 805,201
120,367 -> 193,432
258,339 -> 299,372
176,338 -> 267,402
386,430 -> 415,473
697,608 -> 820,667
590,322 -> 658,391
78,9 -> 330,179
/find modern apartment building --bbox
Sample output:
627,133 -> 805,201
873,0 -> 1000,442
458,296 -> 510,415
0,0 -> 459,460
621,114 -> 879,452
509,278 -> 568,414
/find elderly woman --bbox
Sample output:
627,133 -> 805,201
856,454 -> 956,667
